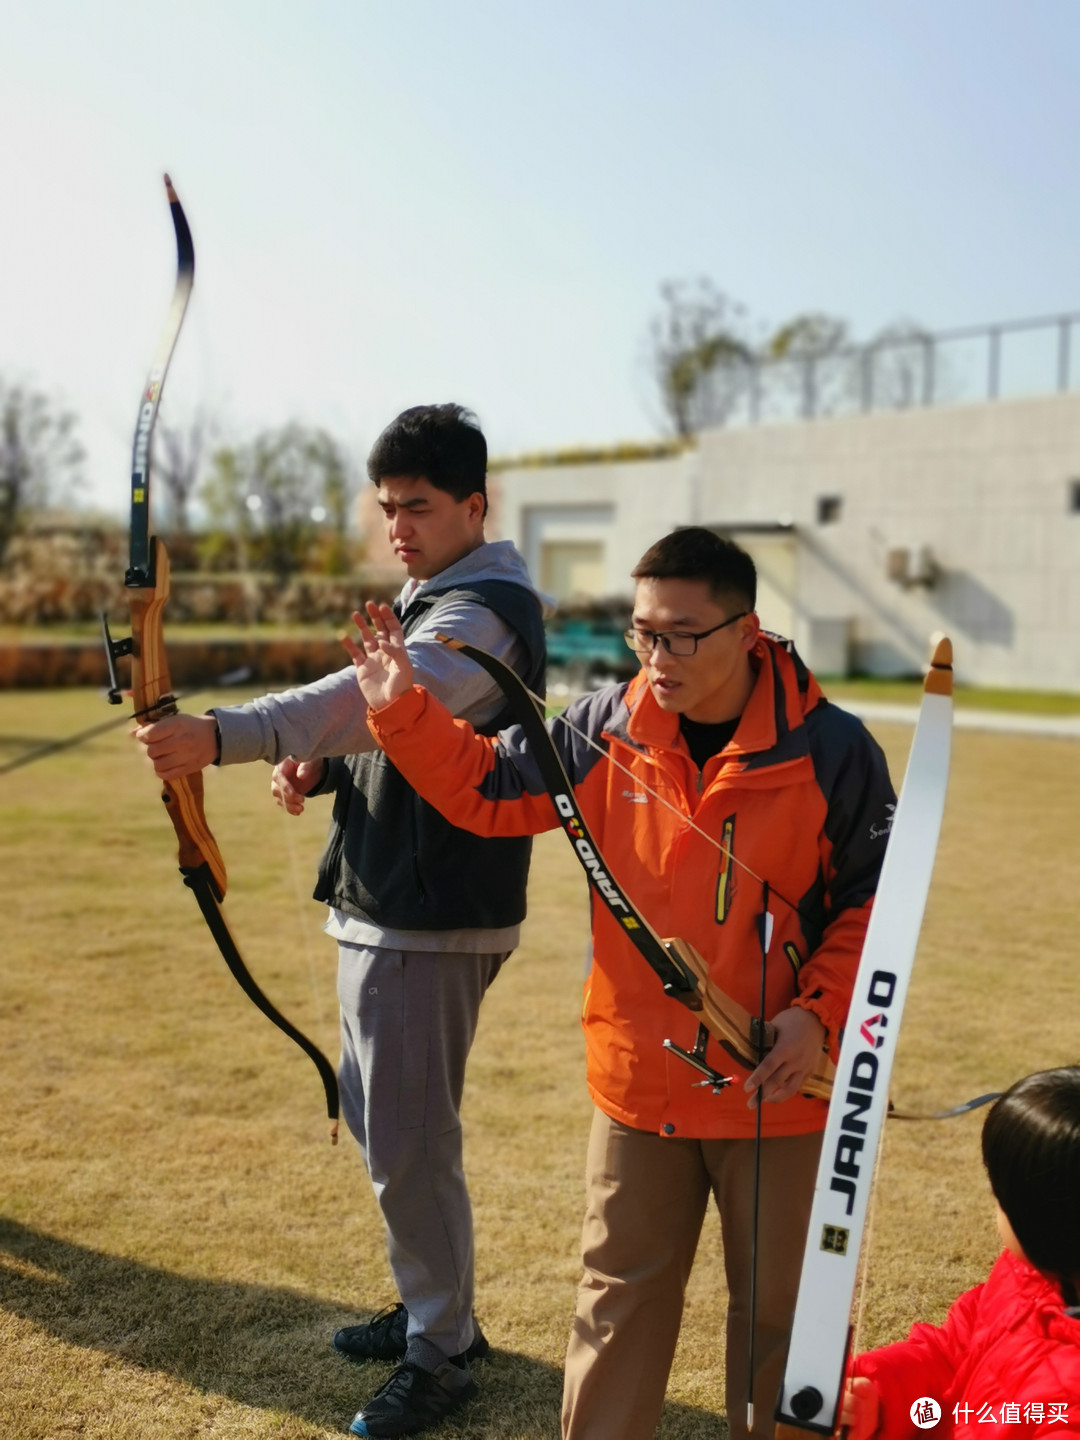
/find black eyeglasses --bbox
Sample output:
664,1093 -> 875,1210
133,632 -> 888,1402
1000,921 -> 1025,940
623,612 -> 749,657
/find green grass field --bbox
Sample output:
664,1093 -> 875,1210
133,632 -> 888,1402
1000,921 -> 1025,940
1,688 -> 1078,1438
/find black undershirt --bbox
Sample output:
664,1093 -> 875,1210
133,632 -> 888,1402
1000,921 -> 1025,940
679,714 -> 739,770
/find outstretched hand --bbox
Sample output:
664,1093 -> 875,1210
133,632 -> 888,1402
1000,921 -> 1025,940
342,601 -> 414,711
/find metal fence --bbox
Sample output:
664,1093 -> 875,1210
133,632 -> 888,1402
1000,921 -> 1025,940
689,310 -> 1080,430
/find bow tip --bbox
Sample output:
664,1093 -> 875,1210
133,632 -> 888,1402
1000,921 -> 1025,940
925,633 -> 954,697
929,632 -> 952,670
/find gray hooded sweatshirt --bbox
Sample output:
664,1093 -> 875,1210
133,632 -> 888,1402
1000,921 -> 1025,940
212,540 -> 548,954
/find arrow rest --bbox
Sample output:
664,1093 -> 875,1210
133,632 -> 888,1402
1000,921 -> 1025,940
663,1025 -> 733,1093
100,612 -> 133,704
101,608 -> 179,720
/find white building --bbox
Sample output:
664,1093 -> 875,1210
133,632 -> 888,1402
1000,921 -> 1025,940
495,391 -> 1080,692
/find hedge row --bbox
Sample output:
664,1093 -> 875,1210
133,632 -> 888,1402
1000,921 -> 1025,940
0,571 -> 402,627
0,637 -> 351,690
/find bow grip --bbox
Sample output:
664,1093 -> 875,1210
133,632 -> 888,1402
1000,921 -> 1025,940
128,538 -> 228,900
664,936 -> 835,1101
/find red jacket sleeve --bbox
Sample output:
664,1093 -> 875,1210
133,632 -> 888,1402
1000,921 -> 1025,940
852,1281 -> 983,1436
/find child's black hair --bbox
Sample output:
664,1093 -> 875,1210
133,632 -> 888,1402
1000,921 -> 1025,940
982,1066 -> 1080,1289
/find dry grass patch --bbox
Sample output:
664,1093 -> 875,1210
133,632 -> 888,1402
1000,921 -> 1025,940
0,691 -> 1077,1437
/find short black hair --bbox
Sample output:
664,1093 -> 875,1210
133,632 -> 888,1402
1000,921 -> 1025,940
631,526 -> 756,612
367,404 -> 488,514
982,1066 -> 1080,1283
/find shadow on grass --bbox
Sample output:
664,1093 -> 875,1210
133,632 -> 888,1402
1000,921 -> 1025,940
0,1217 -> 725,1437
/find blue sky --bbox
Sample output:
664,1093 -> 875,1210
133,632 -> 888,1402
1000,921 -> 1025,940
3,1 -> 1078,516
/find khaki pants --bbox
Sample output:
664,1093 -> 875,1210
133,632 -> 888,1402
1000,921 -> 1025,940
561,1109 -> 822,1440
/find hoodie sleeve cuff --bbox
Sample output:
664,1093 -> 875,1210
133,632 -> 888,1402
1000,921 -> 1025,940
210,706 -> 274,766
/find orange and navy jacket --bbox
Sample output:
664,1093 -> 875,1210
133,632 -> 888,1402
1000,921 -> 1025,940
367,633 -> 896,1141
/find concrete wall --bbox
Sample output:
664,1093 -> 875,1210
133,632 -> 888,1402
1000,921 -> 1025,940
696,393 -> 1080,690
496,394 -> 1080,691
496,452 -> 698,601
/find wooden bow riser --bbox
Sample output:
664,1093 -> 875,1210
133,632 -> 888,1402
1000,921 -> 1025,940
127,539 -> 228,901
666,937 -> 835,1101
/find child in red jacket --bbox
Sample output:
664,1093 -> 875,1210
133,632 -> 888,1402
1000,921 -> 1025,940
841,1067 -> 1080,1439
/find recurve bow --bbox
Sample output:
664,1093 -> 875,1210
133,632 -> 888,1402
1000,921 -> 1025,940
774,637 -> 954,1438
102,176 -> 339,1141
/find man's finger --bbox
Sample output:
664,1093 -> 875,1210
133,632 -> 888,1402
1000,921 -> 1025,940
353,607 -> 380,646
364,599 -> 388,641
744,1050 -> 807,1106
271,782 -> 304,814
744,1048 -> 782,1094
763,1072 -> 802,1104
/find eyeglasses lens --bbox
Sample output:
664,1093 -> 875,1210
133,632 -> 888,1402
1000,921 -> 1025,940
623,630 -> 697,657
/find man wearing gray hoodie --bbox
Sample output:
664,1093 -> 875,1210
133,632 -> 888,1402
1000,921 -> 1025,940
136,404 -> 547,1438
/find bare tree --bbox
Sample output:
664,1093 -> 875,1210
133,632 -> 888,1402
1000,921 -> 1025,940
200,423 -> 356,584
647,284 -> 937,430
866,320 -> 936,410
766,312 -> 854,418
0,377 -> 84,566
155,409 -> 217,534
649,279 -> 755,436
767,312 -> 850,361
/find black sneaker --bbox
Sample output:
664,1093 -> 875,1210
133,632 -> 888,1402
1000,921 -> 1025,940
348,1360 -> 477,1437
335,1303 -> 409,1362
334,1302 -> 490,1365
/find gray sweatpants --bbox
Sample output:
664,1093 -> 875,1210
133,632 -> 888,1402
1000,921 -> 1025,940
337,943 -> 506,1368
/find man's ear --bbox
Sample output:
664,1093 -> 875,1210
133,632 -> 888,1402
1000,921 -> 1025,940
467,491 -> 487,525
740,611 -> 761,651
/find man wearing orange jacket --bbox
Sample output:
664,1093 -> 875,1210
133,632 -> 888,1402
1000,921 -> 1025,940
343,527 -> 896,1440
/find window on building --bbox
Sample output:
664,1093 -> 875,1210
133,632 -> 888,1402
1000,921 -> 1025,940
540,540 -> 607,600
1069,479 -> 1080,513
816,495 -> 843,524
